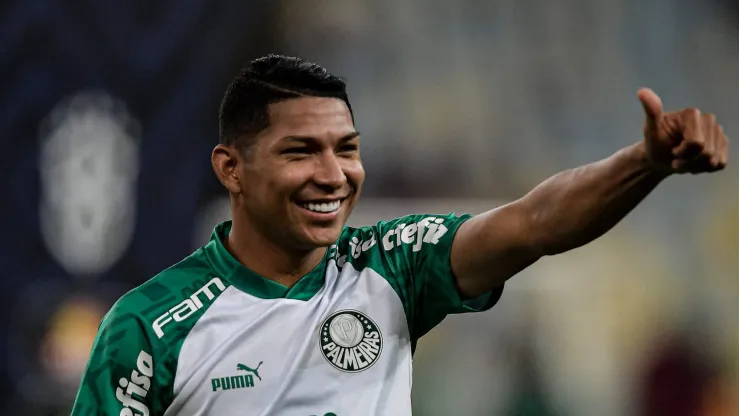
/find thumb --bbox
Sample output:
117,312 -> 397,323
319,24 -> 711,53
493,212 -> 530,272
637,88 -> 663,128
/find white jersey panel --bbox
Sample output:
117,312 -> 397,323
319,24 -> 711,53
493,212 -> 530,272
166,260 -> 413,416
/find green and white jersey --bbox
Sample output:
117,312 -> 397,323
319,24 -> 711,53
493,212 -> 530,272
72,213 -> 504,416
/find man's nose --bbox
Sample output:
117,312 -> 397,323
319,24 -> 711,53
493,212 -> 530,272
313,153 -> 347,190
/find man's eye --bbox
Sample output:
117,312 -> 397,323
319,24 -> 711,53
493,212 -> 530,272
282,148 -> 310,155
338,144 -> 358,153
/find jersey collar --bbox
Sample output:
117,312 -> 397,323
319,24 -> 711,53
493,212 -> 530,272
203,221 -> 328,300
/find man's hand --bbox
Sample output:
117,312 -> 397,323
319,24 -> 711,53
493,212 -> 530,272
638,88 -> 728,174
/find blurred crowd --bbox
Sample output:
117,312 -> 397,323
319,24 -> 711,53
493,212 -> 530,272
1,0 -> 736,414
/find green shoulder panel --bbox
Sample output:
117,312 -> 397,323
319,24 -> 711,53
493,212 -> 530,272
336,213 -> 503,347
71,248 -> 230,416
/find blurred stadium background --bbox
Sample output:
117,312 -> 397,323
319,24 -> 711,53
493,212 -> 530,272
1,0 -> 737,415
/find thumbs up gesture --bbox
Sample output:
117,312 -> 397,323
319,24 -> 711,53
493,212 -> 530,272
638,88 -> 728,174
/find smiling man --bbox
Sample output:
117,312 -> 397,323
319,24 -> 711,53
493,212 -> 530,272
72,54 -> 728,416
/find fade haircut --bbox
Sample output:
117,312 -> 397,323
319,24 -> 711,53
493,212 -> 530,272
218,54 -> 354,153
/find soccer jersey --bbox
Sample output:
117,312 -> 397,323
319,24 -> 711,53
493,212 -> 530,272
71,213 -> 504,416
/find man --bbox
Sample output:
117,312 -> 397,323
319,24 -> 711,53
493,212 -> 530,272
71,54 -> 728,415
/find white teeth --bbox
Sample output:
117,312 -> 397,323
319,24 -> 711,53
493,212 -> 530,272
302,200 -> 341,213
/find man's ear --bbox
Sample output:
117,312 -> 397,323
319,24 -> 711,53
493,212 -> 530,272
211,144 -> 243,194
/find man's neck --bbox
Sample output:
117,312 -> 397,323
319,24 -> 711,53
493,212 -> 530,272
224,217 -> 326,289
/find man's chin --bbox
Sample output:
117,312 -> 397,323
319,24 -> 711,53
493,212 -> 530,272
307,234 -> 342,248
296,227 -> 344,249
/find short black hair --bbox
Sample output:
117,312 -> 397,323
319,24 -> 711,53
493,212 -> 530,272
219,54 -> 353,149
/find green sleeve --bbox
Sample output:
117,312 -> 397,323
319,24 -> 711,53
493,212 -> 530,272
71,298 -> 174,416
371,213 -> 504,344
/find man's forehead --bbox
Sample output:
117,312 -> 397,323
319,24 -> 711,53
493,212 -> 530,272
267,97 -> 354,136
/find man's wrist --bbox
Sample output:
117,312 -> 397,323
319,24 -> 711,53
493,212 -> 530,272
631,141 -> 673,179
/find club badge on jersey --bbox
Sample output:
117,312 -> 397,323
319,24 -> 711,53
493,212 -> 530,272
319,310 -> 383,372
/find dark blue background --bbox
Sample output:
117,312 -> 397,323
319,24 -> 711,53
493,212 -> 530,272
0,1 -> 279,412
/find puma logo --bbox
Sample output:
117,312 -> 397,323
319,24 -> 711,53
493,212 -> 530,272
210,361 -> 263,392
236,362 -> 263,381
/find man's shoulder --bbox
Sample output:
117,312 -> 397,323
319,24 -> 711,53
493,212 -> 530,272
104,248 -> 220,328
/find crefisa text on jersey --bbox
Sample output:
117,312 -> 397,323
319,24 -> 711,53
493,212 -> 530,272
380,216 -> 448,252
117,350 -> 154,416
332,216 -> 449,267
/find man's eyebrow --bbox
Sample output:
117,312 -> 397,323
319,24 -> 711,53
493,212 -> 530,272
279,131 -> 361,144
338,131 -> 361,142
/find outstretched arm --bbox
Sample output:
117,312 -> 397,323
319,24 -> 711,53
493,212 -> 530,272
451,88 -> 729,299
